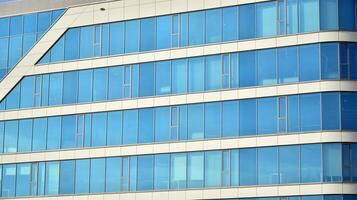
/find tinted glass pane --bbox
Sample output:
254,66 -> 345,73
63,71 -> 78,104
321,43 -> 338,80
188,104 -> 204,140
240,99 -> 257,136
222,7 -> 238,41
90,159 -> 105,193
239,4 -> 255,39
155,61 -> 171,95
239,51 -> 256,87
4,121 -> 18,153
240,148 -> 257,186
93,68 -> 108,101
45,162 -> 59,195
22,33 -> 36,54
299,0 -> 319,32
59,160 -> 75,194
205,102 -> 221,138
301,144 -> 322,182
47,117 -> 61,150
109,22 -> 124,55
155,107 -> 170,142
8,36 -> 22,68
107,111 -> 122,146
2,164 -> 16,197
32,118 -> 47,151
49,73 -> 63,106
38,12 -> 51,35
140,18 -> 156,51
222,101 -> 238,137
205,55 -> 221,90
138,108 -> 154,143
79,26 -> 94,58
257,49 -> 277,85
75,159 -> 89,194
278,46 -> 298,83
300,94 -> 321,131
205,151 -> 222,187
16,163 -> 31,196
50,37 -> 64,62
157,16 -> 171,49
258,147 -> 278,185
91,112 -> 107,147
64,28 -> 79,60
61,116 -> 76,148
258,97 -> 277,135
299,44 -> 320,81
106,157 -> 121,192
206,9 -> 222,43
154,154 -> 170,190
188,57 -> 204,92
341,93 -> 357,130
172,59 -> 187,94
339,0 -> 356,30
18,119 -> 32,152
323,143 -> 342,182
123,110 -> 138,144
256,2 -> 277,37
137,155 -> 154,191
0,18 -> 9,37
320,0 -> 338,30
0,38 -> 9,78
170,153 -> 186,189
188,11 -> 205,45
20,76 -> 34,108
322,93 -> 340,130
10,16 -> 23,35
279,145 -> 300,183
78,70 -> 93,102
108,66 -> 122,100
288,95 -> 300,132
125,20 -> 139,53
139,63 -> 154,97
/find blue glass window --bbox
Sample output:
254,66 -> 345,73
91,112 -> 107,147
24,14 -> 37,34
48,73 -> 63,106
256,1 -> 277,37
299,44 -> 320,81
258,147 -> 278,185
4,121 -> 18,153
140,18 -> 156,51
32,118 -> 47,151
79,26 -> 94,58
278,46 -> 298,83
137,155 -> 154,191
339,0 -> 356,31
240,148 -> 257,186
106,157 -> 121,192
257,49 -> 277,85
61,116 -> 76,148
320,0 -> 338,30
301,144 -> 322,182
23,33 -> 36,54
323,143 -> 342,182
101,24 -> 109,56
8,36 -> 22,68
205,151 -> 222,187
172,59 -> 188,94
188,11 -> 205,45
50,37 -> 64,62
123,110 -> 138,144
139,63 -> 155,97
109,22 -> 124,55
205,102 -> 221,139
108,66 -> 122,100
0,18 -> 9,37
10,16 -> 23,35
18,119 -> 32,152
138,108 -> 154,143
20,77 -> 34,108
299,0 -> 319,33
59,160 -> 75,194
125,20 -> 139,53
288,95 -> 300,132
341,93 -> 357,130
205,55 -> 221,90
2,164 -> 16,197
64,28 -> 79,60
188,104 -> 204,140
279,145 -> 300,183
155,107 -> 170,142
37,12 -> 51,36
45,162 -> 59,195
75,159 -> 90,194
239,51 -> 256,87
90,158 -> 105,193
0,38 -> 9,78
157,16 -> 171,49
154,154 -> 170,190
187,152 -> 203,188
170,153 -> 186,189
16,163 -> 31,196
155,61 -> 171,95
93,68 -> 108,101
321,43 -> 338,80
78,70 -> 93,103
322,93 -> 340,130
107,111 -> 122,146
240,99 -> 257,136
63,71 -> 78,104
230,150 -> 239,186
300,94 -> 321,131
257,97 -> 277,135
222,7 -> 238,41
5,84 -> 20,109
222,101 -> 238,137
188,57 -> 204,92
239,4 -> 255,39
206,9 -> 222,43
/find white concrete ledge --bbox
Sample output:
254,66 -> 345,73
0,131 -> 356,164
0,81 -> 356,121
1,183 -> 356,200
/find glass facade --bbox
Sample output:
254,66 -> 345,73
2,42 -> 356,110
0,9 -> 65,79
0,143 -> 356,197
37,0 -> 357,64
0,92 -> 355,154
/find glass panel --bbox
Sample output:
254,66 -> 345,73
188,11 -> 205,45
258,147 -> 278,185
187,104 -> 204,140
32,118 -> 47,151
79,26 -> 94,58
187,152 -> 204,188
321,43 -> 338,80
323,143 -> 342,182
205,102 -> 221,138
222,101 -> 238,137
155,61 -> 171,95
129,157 -> 137,191
107,111 -> 122,146
288,95 -> 300,132
64,28 -> 79,60
63,71 -> 78,104
0,38 -> 9,78
300,93 -> 321,132
78,70 -> 93,103
257,97 -> 277,135
9,16 -> 23,35
16,163 -> 31,196
123,110 -> 138,144
257,49 -> 277,86
61,115 -> 76,148
37,12 -> 51,36
0,18 -> 9,37
339,0 -> 356,30
239,4 -> 255,39
20,76 -> 34,108
352,144 -> 357,181
6,84 -> 20,110
137,155 -> 154,191
301,144 -> 322,182
49,73 -> 63,106
90,158 -> 105,193
138,108 -> 154,143
320,0 -> 338,30
109,22 -> 124,55
299,0 -> 319,32
155,107 -> 170,142
2,164 -> 16,197
106,157 -> 121,192
59,160 -> 75,194
8,36 -> 22,68
188,57 -> 204,92
279,145 -> 300,183
101,24 -> 109,56
154,154 -> 170,190
140,18 -> 156,51
239,51 -> 256,87
18,119 -> 32,152
172,59 -> 188,94
50,37 -> 64,62
222,7 -> 238,41
206,9 -> 222,43
170,153 -> 186,189
278,46 -> 298,83
93,68 -> 108,101
45,162 -> 59,195
299,44 -> 320,81
240,148 -> 257,186
256,1 -> 277,37
125,20 -> 139,53
322,93 -> 340,130
4,121 -> 18,153
75,159 -> 89,194
108,66 -> 122,100
240,99 -> 257,136
139,63 -> 155,97
205,55 -> 221,90
157,16 -> 171,49
47,117 -> 61,150
24,14 -> 37,34
91,112 -> 107,147
205,151 -> 222,187
341,93 -> 357,130
230,150 -> 239,186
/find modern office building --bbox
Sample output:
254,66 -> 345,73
0,0 -> 356,199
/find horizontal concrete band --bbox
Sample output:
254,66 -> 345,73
2,183 -> 357,200
0,81 -> 355,121
0,131 -> 356,164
